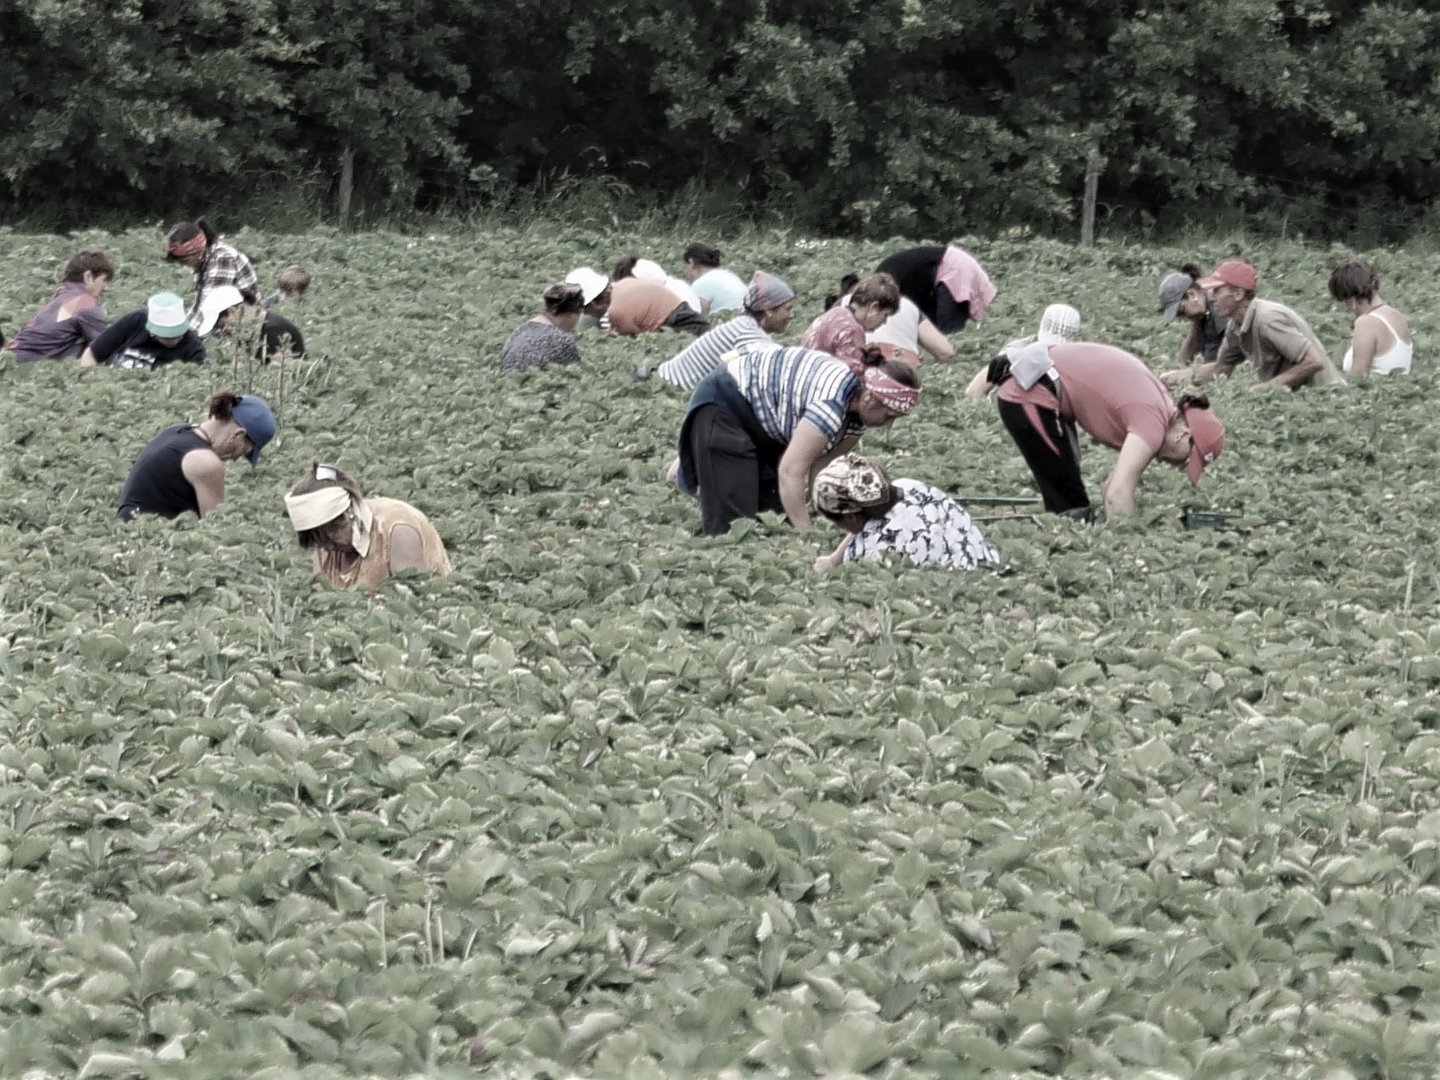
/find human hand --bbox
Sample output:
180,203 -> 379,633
1159,368 -> 1190,388
813,554 -> 836,573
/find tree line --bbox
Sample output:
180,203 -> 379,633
3,0 -> 1437,239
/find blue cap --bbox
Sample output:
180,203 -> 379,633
231,395 -> 276,465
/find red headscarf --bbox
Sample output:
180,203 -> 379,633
166,233 -> 208,260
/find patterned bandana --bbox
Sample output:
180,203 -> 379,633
813,453 -> 891,514
166,233 -> 208,259
863,367 -> 921,414
744,270 -> 795,312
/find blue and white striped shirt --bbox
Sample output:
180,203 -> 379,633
658,314 -> 773,391
732,346 -> 863,448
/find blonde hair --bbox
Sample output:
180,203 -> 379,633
277,264 -> 311,296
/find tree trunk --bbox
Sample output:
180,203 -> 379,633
1080,167 -> 1099,247
338,146 -> 355,226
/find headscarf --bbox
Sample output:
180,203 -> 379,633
1036,304 -> 1081,345
862,367 -> 921,414
744,270 -> 794,313
166,233 -> 208,260
813,453 -> 892,515
283,485 -> 375,557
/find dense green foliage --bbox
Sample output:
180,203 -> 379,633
3,0 -> 1440,237
3,225 -> 1440,1076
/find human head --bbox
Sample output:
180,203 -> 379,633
813,453 -> 898,529
1198,260 -> 1257,319
1156,394 -> 1225,485
566,267 -> 611,317
62,249 -> 116,296
682,242 -> 722,280
205,390 -> 276,465
145,292 -> 190,344
1035,303 -> 1081,345
852,347 -> 922,427
1157,265 -> 1201,324
164,220 -> 216,268
824,273 -> 862,311
1328,260 -> 1380,311
277,264 -> 311,300
849,273 -> 901,331
197,285 -> 247,336
612,254 -> 641,281
542,281 -> 585,330
743,269 -> 796,333
284,462 -> 370,553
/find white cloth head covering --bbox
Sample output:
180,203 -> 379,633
284,487 -> 374,556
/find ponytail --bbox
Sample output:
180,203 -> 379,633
207,390 -> 242,421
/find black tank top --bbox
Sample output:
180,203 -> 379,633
117,425 -> 212,521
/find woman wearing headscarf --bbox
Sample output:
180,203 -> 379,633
117,390 -> 276,521
653,270 -> 797,391
874,245 -> 997,333
283,463 -> 452,588
811,454 -> 1000,573
676,344 -> 922,535
163,219 -> 259,332
987,341 -> 1226,518
800,272 -> 902,372
500,282 -> 585,372
964,303 -> 1082,397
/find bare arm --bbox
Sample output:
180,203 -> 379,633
1345,316 -> 1378,376
1256,344 -> 1326,390
917,318 -> 953,363
180,449 -> 226,517
814,534 -> 853,573
389,523 -> 427,573
963,366 -> 993,398
778,421 -> 837,530
1101,433 -> 1157,517
79,347 -> 98,367
1173,321 -> 1202,366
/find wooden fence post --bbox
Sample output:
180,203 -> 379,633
1080,156 -> 1100,248
338,146 -> 355,226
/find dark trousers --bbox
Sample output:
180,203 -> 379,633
665,304 -> 710,336
687,404 -> 783,535
997,399 -> 1091,514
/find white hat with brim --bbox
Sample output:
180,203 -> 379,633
145,292 -> 190,338
196,285 -> 246,337
565,267 -> 609,305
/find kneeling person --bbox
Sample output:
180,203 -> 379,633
82,292 -> 205,370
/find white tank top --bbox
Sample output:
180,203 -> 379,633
1343,308 -> 1413,375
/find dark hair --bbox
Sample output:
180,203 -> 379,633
164,219 -> 218,261
1178,262 -> 1202,281
206,390 -> 243,422
287,462 -> 364,549
683,242 -> 722,268
1329,260 -> 1380,303
62,249 -> 115,283
612,254 -> 641,280
824,273 -> 862,311
850,272 -> 901,313
543,282 -> 584,316
1177,393 -> 1211,411
857,346 -> 921,387
277,264 -> 311,293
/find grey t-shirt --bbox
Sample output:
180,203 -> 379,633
500,319 -> 583,372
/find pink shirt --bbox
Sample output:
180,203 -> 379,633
997,342 -> 1175,452
800,305 -> 866,373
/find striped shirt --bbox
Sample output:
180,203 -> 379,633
658,313 -> 773,390
731,346 -> 862,447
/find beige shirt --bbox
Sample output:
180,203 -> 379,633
315,497 -> 452,588
1217,298 -> 1344,386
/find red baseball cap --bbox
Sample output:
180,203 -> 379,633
1182,402 -> 1226,486
1197,260 -> 1257,292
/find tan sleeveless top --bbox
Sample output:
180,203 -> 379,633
315,497 -> 452,588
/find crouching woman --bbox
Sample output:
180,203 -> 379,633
283,463 -> 452,588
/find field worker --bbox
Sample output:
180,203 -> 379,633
261,264 -> 312,308
676,343 -> 921,535
811,454 -> 1000,573
117,390 -> 275,521
163,219 -> 259,331
868,296 -> 954,364
5,249 -> 114,363
196,285 -> 306,361
606,273 -> 709,337
800,272 -> 902,373
875,244 -> 997,333
80,292 -> 206,370
615,255 -> 706,318
653,270 -> 796,390
500,282 -> 584,372
680,242 -> 748,314
1328,260 -> 1414,376
964,303 -> 1082,397
1162,260 -> 1343,391
284,462 -> 452,588
1158,263 -> 1228,365
565,267 -> 612,330
988,341 -> 1225,518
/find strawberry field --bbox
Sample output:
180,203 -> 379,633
3,225 -> 1440,1077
